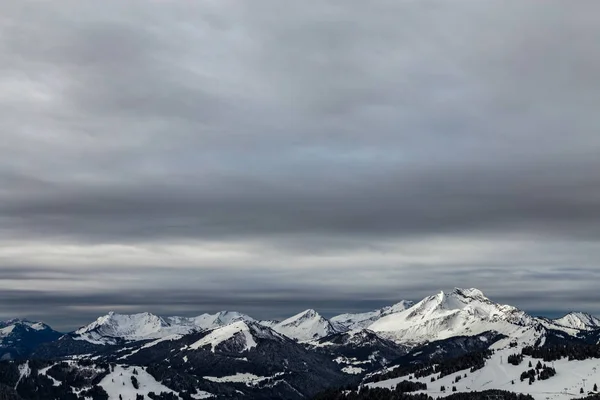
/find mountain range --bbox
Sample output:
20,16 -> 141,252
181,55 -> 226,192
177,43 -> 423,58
1,288 -> 599,400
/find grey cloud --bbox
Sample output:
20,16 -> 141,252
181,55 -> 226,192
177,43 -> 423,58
0,0 -> 599,328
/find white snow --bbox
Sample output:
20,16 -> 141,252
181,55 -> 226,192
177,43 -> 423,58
74,311 -> 255,345
119,334 -> 183,359
189,321 -> 257,352
331,301 -> 414,331
368,288 -> 540,346
191,391 -> 214,399
15,361 -> 31,388
38,364 -> 61,386
0,325 -> 15,337
271,309 -> 336,341
554,312 -> 600,331
342,366 -> 366,375
203,372 -> 285,386
334,356 -> 370,365
75,312 -> 181,344
99,364 -> 209,400
367,345 -> 600,400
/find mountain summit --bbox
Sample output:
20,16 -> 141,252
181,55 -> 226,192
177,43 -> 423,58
272,309 -> 337,341
330,300 -> 414,331
368,288 -> 535,345
0,319 -> 62,359
553,311 -> 600,331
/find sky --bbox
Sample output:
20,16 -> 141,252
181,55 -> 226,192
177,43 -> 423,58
1,0 -> 599,331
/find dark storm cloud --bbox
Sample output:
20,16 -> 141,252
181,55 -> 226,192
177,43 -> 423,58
0,0 -> 599,329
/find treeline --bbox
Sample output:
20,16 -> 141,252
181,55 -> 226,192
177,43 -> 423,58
444,390 -> 535,400
522,343 -> 600,362
313,388 -> 535,400
364,350 -> 493,384
313,387 -> 432,400
576,395 -> 600,400
0,360 -> 112,400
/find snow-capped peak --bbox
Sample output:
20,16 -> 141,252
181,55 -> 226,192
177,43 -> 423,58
189,321 -> 286,353
330,300 -> 414,332
73,310 -> 257,345
553,311 -> 600,331
0,319 -> 52,332
167,311 -> 254,331
451,287 -> 487,300
272,309 -> 336,341
74,312 -> 176,344
368,288 -> 535,346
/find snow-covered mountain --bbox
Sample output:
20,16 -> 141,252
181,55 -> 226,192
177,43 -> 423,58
74,312 -> 180,344
553,312 -> 600,331
107,320 -> 348,399
330,300 -> 414,331
367,340 -> 600,400
167,311 -> 254,331
187,320 -> 286,353
4,287 -> 600,400
73,311 -> 255,345
271,309 -> 337,341
368,288 -> 539,346
0,319 -> 63,359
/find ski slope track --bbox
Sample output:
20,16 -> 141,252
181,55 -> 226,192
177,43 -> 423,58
368,345 -> 600,400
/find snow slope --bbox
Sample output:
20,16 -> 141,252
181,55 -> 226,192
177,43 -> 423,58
331,300 -> 414,331
271,309 -> 337,341
203,372 -> 286,386
0,319 -> 52,334
167,311 -> 254,331
368,288 -> 539,346
189,321 -> 258,352
99,364 -> 214,399
554,312 -> 600,331
368,346 -> 600,400
74,311 -> 254,344
187,321 -> 286,353
74,312 -> 181,344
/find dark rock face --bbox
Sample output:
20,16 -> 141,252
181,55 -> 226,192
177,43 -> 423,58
311,329 -> 409,371
392,331 -> 506,365
31,335 -> 112,359
0,321 -> 63,360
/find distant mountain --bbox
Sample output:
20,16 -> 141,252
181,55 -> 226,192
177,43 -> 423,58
368,288 -> 539,346
330,300 -> 414,331
167,311 -> 254,331
186,320 -> 285,353
553,311 -> 600,331
271,309 -> 337,341
73,311 -> 255,345
101,320 -> 349,399
2,287 -> 600,400
0,319 -> 62,360
73,312 -> 179,344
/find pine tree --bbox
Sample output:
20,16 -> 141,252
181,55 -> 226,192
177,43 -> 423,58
594,383 -> 598,392
535,361 -> 542,370
580,388 -> 584,394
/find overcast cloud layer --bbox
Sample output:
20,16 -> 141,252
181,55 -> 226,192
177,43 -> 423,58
1,0 -> 599,331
